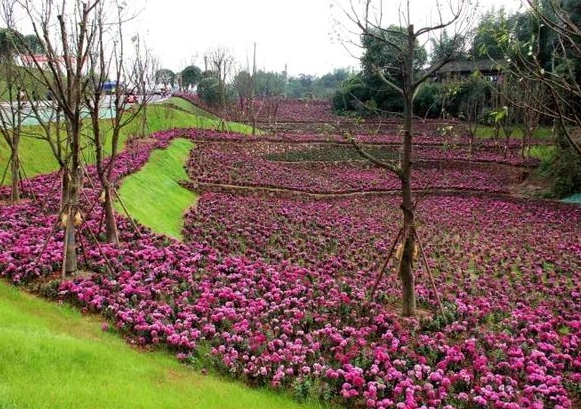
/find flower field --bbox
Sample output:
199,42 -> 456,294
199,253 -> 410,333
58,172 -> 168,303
1,117 -> 580,408
184,141 -> 530,195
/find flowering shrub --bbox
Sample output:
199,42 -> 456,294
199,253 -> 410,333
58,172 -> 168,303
1,126 -> 579,408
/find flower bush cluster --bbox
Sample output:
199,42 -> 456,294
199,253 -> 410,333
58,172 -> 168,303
1,124 -> 579,408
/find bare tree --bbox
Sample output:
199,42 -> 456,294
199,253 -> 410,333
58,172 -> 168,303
20,0 -> 103,275
204,45 -> 235,111
515,78 -> 543,157
500,0 -> 581,156
0,0 -> 26,203
337,0 -> 474,317
83,0 -> 149,244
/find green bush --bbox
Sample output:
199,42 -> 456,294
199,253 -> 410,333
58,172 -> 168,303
550,138 -> 581,198
197,78 -> 235,108
414,82 -> 443,118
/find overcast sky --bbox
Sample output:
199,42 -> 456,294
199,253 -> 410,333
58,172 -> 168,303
133,0 -> 523,77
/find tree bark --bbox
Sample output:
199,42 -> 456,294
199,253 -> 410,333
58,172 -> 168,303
399,24 -> 417,318
103,184 -> 118,243
10,151 -> 20,203
64,168 -> 81,275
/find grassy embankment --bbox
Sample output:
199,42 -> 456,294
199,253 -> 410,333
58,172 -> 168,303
0,281 -> 324,409
115,137 -> 196,239
0,98 -> 253,183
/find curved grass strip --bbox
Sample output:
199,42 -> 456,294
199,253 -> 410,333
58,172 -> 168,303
0,281 -> 324,409
116,138 -> 197,240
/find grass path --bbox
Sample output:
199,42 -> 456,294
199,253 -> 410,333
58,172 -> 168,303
115,138 -> 197,240
0,281 -> 324,409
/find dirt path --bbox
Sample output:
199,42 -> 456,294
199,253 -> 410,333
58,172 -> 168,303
184,181 -> 514,200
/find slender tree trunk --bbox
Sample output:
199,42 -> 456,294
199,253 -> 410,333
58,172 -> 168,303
64,168 -> 81,275
9,105 -> 22,203
400,96 -> 416,317
64,113 -> 82,275
141,105 -> 148,137
60,167 -> 69,212
103,184 -> 118,243
10,150 -> 20,203
399,25 -> 417,318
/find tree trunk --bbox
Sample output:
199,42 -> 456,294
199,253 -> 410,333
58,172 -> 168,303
10,151 -> 20,203
399,112 -> 416,317
64,169 -> 81,275
10,106 -> 22,203
103,185 -> 118,243
141,105 -> 148,137
399,25 -> 417,318
60,168 -> 70,212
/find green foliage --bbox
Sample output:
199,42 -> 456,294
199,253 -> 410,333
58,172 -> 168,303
413,82 -> 442,118
420,302 -> 460,332
549,129 -> 581,198
22,34 -> 44,54
430,30 -> 467,66
332,73 -> 374,115
333,25 -> 430,116
0,27 -> 24,56
180,65 -> 202,88
286,69 -> 350,99
471,8 -> 512,59
361,25 -> 427,83
233,70 -> 253,100
155,68 -> 176,87
255,70 -> 286,97
197,77 -> 236,107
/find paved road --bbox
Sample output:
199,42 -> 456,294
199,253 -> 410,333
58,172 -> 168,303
0,94 -> 168,127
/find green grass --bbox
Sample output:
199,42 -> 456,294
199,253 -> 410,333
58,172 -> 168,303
161,97 -> 260,134
165,97 -> 219,118
474,125 -> 553,140
1,103 -> 254,185
115,138 -> 197,240
0,281 -> 324,409
528,145 -> 555,162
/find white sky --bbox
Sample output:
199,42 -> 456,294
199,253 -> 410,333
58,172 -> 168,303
132,0 -> 523,77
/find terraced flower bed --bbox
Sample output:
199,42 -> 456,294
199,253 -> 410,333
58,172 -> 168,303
185,142 -> 528,195
1,127 -> 579,408
264,144 -> 540,167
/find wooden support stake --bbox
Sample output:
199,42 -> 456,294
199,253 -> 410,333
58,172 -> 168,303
40,170 -> 62,213
368,227 -> 403,301
18,158 -> 32,196
31,208 -> 65,274
76,208 -> 116,276
61,207 -> 72,279
112,187 -> 142,237
414,227 -> 445,315
0,156 -> 10,186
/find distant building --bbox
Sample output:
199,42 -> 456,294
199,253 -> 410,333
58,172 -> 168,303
15,53 -> 76,70
432,59 -> 503,81
16,53 -> 51,68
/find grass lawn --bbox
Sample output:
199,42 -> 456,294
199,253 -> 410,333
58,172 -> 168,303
0,281 -> 325,409
1,103 -> 254,186
115,138 -> 197,240
474,125 -> 553,140
165,97 -> 219,119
